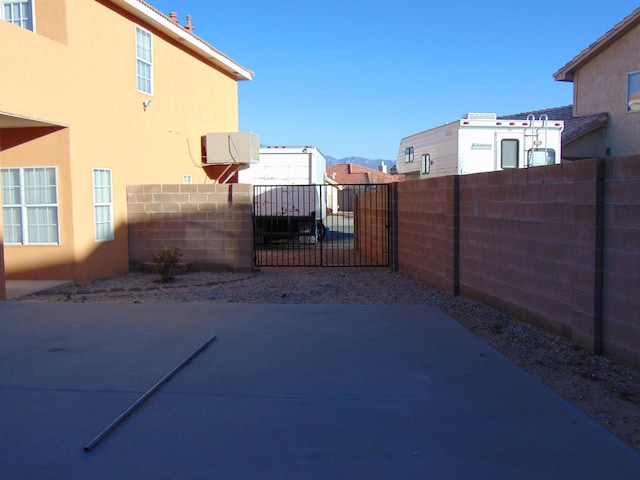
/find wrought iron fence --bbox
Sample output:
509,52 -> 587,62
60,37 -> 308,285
253,184 -> 391,267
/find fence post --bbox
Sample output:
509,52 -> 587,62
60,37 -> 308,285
453,175 -> 460,296
389,182 -> 398,271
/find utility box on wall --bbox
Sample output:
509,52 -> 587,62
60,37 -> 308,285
202,132 -> 260,165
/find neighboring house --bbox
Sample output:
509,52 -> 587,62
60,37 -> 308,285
327,163 -> 404,212
327,163 -> 405,185
0,0 -> 252,288
553,7 -> 640,158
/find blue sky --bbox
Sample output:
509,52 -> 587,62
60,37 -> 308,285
150,1 -> 638,160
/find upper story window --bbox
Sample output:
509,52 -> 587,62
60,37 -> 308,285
627,71 -> 640,112
136,27 -> 153,94
1,0 -> 33,31
404,146 -> 414,163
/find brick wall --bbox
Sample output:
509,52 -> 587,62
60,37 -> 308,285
396,176 -> 458,295
354,185 -> 391,266
395,158 -> 640,368
602,156 -> 640,366
457,160 -> 603,354
126,184 -> 253,272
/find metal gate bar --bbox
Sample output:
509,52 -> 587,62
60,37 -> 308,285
253,184 -> 390,267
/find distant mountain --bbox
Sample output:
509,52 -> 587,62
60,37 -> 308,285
325,156 -> 396,171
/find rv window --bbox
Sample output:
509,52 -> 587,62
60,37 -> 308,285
404,147 -> 414,163
404,147 -> 413,163
528,148 -> 556,166
627,71 -> 640,112
501,139 -> 519,168
421,153 -> 430,174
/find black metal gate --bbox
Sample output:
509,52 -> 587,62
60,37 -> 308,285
253,184 -> 392,267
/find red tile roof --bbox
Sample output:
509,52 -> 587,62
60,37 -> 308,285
500,105 -> 609,146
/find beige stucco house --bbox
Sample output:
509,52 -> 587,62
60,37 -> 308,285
0,0 -> 252,298
554,7 -> 640,158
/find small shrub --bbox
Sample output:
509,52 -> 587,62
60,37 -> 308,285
151,247 -> 183,283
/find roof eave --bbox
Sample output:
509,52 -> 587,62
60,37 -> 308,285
553,7 -> 640,83
553,70 -> 574,82
108,0 -> 253,81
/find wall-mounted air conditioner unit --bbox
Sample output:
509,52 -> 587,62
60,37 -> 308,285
202,132 -> 260,165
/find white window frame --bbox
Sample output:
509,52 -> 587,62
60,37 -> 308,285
627,71 -> 640,112
1,0 -> 34,31
136,26 -> 153,94
93,168 -> 114,242
1,167 -> 59,245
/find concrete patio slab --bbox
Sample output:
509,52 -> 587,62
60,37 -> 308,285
0,302 -> 638,479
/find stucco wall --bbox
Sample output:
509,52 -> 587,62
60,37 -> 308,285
1,128 -> 76,280
0,1 -> 245,283
573,21 -> 640,156
127,184 -> 253,272
0,188 -> 4,300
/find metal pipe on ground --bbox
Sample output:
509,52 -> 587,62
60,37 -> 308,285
83,334 -> 217,452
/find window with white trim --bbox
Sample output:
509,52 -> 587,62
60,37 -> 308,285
1,0 -> 33,31
93,169 -> 114,242
136,27 -> 153,94
1,167 -> 59,244
627,71 -> 640,112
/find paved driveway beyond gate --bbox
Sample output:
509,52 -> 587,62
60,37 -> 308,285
0,302 -> 639,479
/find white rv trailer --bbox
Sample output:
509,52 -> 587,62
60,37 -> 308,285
238,145 -> 327,185
238,146 -> 332,243
396,113 -> 564,180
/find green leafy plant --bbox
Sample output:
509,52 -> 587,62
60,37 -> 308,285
151,247 -> 183,283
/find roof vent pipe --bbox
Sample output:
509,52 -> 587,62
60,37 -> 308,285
185,15 -> 194,32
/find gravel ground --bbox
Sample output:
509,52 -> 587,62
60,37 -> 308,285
19,267 -> 640,454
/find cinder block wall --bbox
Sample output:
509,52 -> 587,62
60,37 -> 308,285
395,158 -> 640,368
354,187 -> 391,265
126,184 -> 253,272
396,176 -> 458,295
458,160 -> 603,354
602,156 -> 640,367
